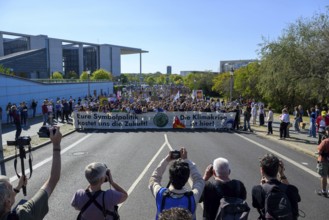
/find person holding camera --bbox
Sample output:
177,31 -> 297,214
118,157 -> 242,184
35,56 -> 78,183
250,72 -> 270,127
148,147 -> 205,220
0,126 -> 62,219
252,154 -> 301,220
71,162 -> 128,220
200,157 -> 247,220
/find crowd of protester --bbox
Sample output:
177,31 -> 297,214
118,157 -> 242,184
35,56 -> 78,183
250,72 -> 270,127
4,85 -> 329,219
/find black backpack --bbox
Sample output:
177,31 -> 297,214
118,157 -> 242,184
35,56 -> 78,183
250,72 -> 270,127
77,190 -> 120,220
261,183 -> 293,220
215,180 -> 250,220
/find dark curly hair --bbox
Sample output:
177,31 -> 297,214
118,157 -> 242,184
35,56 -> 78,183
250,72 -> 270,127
259,153 -> 279,178
169,159 -> 190,190
159,207 -> 193,220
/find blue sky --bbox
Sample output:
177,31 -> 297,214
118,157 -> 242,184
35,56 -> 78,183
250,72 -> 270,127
0,0 -> 327,74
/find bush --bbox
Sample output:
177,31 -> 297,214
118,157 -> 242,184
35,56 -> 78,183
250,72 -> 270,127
51,71 -> 63,79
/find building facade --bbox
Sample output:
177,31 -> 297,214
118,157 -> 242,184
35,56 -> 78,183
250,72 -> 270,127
219,59 -> 258,73
0,31 -> 147,79
0,73 -> 113,121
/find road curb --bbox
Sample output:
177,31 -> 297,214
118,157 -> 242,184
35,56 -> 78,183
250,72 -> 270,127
253,130 -> 317,158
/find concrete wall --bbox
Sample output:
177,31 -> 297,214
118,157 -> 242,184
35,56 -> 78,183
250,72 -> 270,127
30,35 -> 47,49
48,38 -> 63,74
0,73 -> 113,122
99,45 -> 111,71
111,46 -> 121,77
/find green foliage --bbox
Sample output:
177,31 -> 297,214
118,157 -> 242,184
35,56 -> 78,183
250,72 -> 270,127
91,69 -> 112,80
0,65 -> 12,75
212,72 -> 230,99
66,71 -> 78,79
257,8 -> 329,109
170,74 -> 184,85
234,62 -> 261,100
80,71 -> 89,81
51,71 -> 63,79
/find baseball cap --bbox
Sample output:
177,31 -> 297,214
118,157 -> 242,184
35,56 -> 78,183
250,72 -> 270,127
322,111 -> 327,117
85,162 -> 107,184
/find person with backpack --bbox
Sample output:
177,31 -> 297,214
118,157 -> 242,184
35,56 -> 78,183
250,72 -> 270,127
252,154 -> 301,220
0,126 -> 62,219
71,162 -> 128,220
149,147 -> 205,220
200,157 -> 249,220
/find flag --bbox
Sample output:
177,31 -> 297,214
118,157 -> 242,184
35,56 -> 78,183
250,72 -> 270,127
174,91 -> 180,101
191,90 -> 196,100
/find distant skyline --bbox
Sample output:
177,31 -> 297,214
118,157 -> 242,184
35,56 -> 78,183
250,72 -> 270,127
0,1 -> 327,74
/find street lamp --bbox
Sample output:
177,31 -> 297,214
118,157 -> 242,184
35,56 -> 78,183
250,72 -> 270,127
229,67 -> 234,102
87,70 -> 91,99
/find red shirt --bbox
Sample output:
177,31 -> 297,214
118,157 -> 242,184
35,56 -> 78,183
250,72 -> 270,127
316,116 -> 329,129
42,104 -> 48,114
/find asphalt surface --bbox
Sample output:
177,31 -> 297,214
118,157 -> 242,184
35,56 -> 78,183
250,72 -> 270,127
0,116 -> 325,220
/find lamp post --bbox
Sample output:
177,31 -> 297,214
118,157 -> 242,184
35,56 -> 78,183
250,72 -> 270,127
87,70 -> 91,99
229,67 -> 234,102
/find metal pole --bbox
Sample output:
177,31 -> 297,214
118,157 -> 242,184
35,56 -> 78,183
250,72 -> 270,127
0,118 -> 6,175
230,75 -> 232,102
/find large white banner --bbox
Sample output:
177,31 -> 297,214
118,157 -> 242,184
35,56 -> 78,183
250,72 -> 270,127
73,111 -> 236,130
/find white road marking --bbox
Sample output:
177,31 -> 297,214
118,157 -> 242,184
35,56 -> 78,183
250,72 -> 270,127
120,134 -> 169,209
165,134 -> 204,210
235,133 -> 319,177
9,134 -> 93,183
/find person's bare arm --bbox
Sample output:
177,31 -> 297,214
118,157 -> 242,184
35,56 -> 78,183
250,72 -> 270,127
41,127 -> 62,197
107,169 -> 128,203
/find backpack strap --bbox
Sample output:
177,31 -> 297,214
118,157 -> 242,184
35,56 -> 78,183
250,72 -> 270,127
77,190 -> 102,220
102,191 -> 119,219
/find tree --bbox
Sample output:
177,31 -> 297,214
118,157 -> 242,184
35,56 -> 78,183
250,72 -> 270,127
66,71 -> 78,79
0,65 -> 11,75
212,72 -> 230,100
51,71 -> 63,79
233,62 -> 261,101
80,71 -> 89,81
92,69 -> 112,80
257,8 -> 329,110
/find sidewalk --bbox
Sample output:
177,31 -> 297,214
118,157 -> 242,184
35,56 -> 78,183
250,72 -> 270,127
0,116 -> 75,160
248,119 -> 318,158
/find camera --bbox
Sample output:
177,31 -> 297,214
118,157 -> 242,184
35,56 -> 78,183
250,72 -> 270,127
170,150 -> 181,159
104,170 -> 110,182
38,125 -> 56,138
7,136 -> 31,146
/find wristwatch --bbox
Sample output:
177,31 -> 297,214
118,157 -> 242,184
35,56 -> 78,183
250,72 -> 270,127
13,188 -> 20,193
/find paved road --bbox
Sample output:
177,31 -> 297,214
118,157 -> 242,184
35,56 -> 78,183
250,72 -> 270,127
5,129 -> 327,220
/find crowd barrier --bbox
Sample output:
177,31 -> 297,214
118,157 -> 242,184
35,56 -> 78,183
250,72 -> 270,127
73,111 -> 236,130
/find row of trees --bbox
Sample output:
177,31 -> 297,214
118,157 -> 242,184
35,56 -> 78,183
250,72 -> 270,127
120,8 -> 329,112
214,8 -> 329,111
51,69 -> 113,81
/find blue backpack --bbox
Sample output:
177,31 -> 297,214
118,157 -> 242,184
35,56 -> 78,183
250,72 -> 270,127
155,187 -> 196,220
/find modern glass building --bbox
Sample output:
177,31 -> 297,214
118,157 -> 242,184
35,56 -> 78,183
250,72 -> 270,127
0,31 -> 148,78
